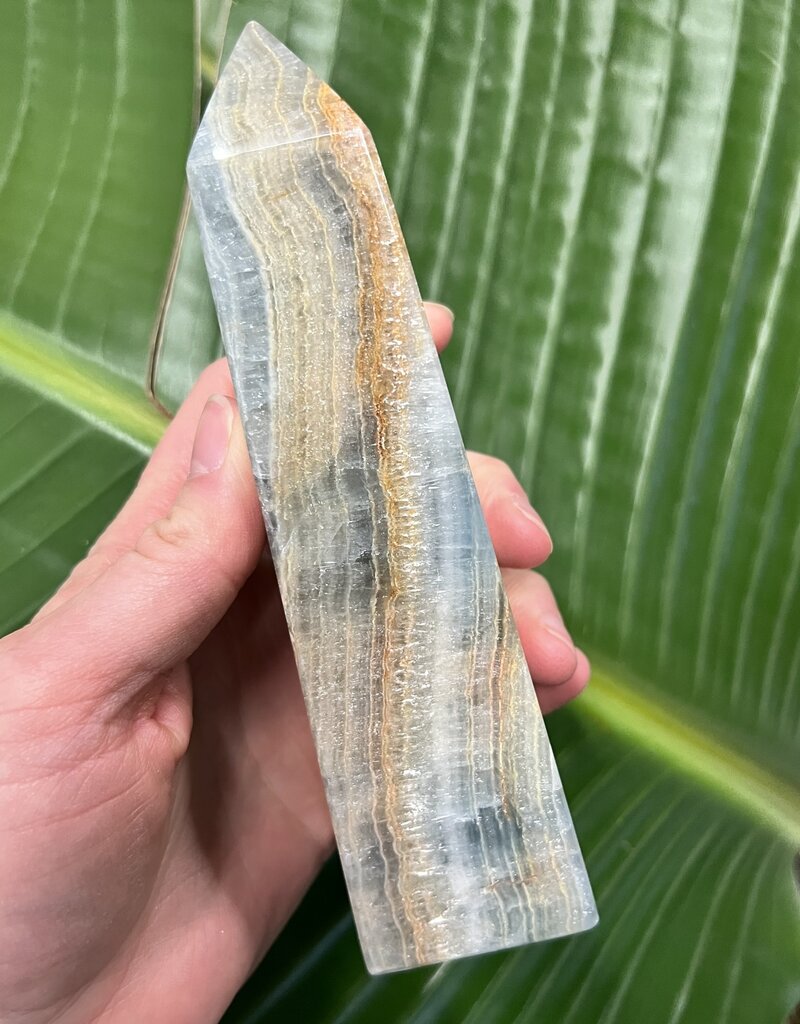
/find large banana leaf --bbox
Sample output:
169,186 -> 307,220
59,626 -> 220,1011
0,0 -> 193,631
1,1 -> 798,1022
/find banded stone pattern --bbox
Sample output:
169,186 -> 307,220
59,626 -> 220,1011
188,23 -> 597,973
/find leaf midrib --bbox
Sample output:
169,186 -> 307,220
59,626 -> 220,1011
0,309 -> 167,451
581,659 -> 800,846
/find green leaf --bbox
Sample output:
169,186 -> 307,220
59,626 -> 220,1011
0,0 -> 195,632
3,1 -> 799,1022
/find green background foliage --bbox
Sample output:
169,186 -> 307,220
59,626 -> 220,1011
1,0 -> 798,1020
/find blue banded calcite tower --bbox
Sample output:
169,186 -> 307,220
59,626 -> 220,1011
188,22 -> 597,973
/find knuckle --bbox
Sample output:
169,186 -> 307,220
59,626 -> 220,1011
476,459 -> 516,512
481,459 -> 522,509
472,452 -> 511,477
136,505 -> 199,567
493,456 -> 515,479
134,506 -> 242,602
529,571 -> 556,603
485,455 -> 516,483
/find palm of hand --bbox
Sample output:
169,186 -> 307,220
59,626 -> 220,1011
0,308 -> 589,1024
182,557 -> 333,961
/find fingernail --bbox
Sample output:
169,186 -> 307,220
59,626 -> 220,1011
512,495 -> 553,553
429,301 -> 455,323
189,394 -> 235,478
540,613 -> 574,652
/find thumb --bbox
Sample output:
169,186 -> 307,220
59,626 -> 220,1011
34,394 -> 265,701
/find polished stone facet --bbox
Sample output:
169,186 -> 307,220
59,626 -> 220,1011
188,22 -> 597,974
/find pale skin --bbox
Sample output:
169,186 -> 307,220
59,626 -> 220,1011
0,305 -> 590,1024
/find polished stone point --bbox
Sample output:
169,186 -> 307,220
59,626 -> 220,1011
188,22 -> 597,974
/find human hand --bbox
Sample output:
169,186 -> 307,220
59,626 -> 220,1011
0,305 -> 590,1024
